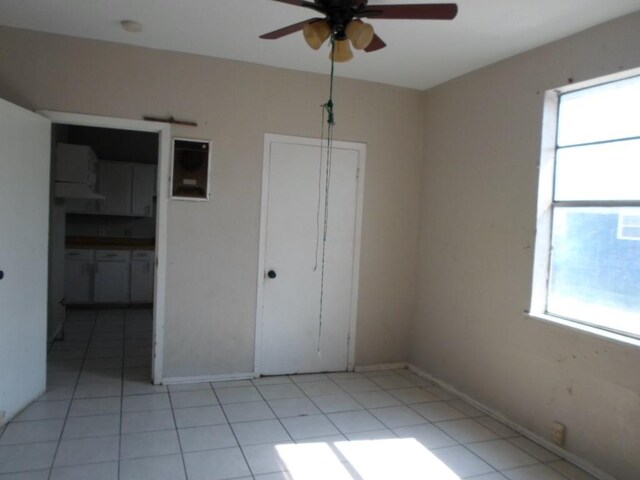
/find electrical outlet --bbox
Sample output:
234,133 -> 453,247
551,421 -> 566,447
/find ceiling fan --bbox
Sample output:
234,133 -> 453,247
260,0 -> 458,62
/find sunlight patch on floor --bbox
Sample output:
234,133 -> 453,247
276,438 -> 461,480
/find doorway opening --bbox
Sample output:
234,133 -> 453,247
44,112 -> 170,385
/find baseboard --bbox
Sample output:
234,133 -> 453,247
407,364 -> 617,480
354,362 -> 408,373
161,372 -> 255,385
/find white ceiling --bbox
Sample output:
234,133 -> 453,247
1,0 -> 639,90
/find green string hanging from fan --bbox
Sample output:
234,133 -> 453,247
316,36 -> 337,352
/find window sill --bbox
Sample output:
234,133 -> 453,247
524,311 -> 640,349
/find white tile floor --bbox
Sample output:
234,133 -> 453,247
0,309 -> 599,480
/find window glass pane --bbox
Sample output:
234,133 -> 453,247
554,139 -> 640,201
558,75 -> 640,146
548,207 -> 640,337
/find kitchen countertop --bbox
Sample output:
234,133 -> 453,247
66,237 -> 155,250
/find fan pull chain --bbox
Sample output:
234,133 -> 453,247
316,37 -> 337,354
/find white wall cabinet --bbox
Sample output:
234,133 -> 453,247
64,249 -> 93,303
131,164 -> 156,217
66,160 -> 156,218
96,161 -> 133,216
93,250 -> 131,303
130,250 -> 155,303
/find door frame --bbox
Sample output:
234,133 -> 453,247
254,133 -> 366,376
39,111 -> 171,384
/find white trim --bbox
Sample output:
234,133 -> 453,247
354,363 -> 408,373
407,364 -> 617,480
524,311 -> 640,348
254,133 -> 366,376
162,372 -> 255,385
38,110 -> 170,385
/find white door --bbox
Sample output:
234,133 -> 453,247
0,98 -> 51,421
259,135 -> 364,375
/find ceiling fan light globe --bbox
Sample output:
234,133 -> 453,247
346,20 -> 374,50
303,20 -> 331,50
331,39 -> 354,62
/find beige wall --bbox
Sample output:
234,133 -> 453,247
414,13 -> 640,479
0,26 -> 422,376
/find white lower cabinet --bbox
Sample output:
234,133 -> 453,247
65,248 -> 154,304
94,250 -> 130,303
64,249 -> 93,303
130,250 -> 155,303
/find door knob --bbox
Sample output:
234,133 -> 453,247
267,270 -> 277,279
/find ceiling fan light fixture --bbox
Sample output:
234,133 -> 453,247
331,39 -> 354,63
303,20 -> 332,50
345,20 -> 375,50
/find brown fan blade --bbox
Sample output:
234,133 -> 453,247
360,4 -> 458,20
260,18 -> 319,40
364,34 -> 387,52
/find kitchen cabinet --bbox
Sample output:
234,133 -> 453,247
131,164 -> 156,217
96,161 -> 133,216
130,250 -> 155,302
93,250 -> 131,303
65,248 -> 154,304
64,249 -> 93,303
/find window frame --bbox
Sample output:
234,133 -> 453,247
529,69 -> 640,346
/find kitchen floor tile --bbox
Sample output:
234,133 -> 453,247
0,419 -> 64,445
257,383 -> 305,400
280,414 -> 340,440
241,442 -> 291,475
119,429 -> 181,460
50,461 -> 118,480
120,454 -> 186,480
431,445 -> 496,477
0,442 -> 58,474
183,447 -> 251,480
435,418 -> 500,444
215,386 -> 262,404
232,419 -> 292,446
121,409 -> 175,434
350,390 -> 403,409
12,401 -> 69,422
173,405 -> 227,428
267,397 -> 320,418
223,401 -> 275,423
170,390 -> 218,409
411,401 -> 467,422
122,393 -> 171,412
62,414 -> 120,439
309,394 -> 363,413
68,397 -> 120,417
467,439 -> 539,470
178,424 -> 237,452
369,405 -> 429,428
328,410 -> 385,434
53,435 -> 119,467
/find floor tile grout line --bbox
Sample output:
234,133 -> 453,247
212,384 -> 257,478
166,373 -> 195,480
117,308 -> 127,480
46,309 -> 99,480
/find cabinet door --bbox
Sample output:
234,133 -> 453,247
131,260 -> 154,302
96,161 -> 133,216
94,261 -> 130,303
64,258 -> 93,303
131,164 -> 156,217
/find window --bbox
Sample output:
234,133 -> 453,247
531,72 -> 640,341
